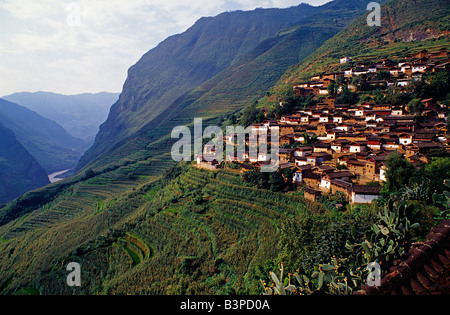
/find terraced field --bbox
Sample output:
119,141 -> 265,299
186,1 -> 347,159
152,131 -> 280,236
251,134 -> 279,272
0,148 -> 175,293
0,163 -> 322,295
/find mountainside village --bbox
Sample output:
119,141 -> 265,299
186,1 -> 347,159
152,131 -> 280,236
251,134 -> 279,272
197,47 -> 450,205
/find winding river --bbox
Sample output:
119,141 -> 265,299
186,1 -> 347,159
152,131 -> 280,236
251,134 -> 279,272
48,169 -> 71,183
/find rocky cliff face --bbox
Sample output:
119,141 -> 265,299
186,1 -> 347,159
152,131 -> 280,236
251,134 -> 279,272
77,0 -> 378,171
77,4 -> 322,170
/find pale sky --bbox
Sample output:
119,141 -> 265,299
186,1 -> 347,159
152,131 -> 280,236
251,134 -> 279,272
0,0 -> 331,96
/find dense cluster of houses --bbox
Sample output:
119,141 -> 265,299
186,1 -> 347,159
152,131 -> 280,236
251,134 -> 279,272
293,48 -> 449,97
196,48 -> 449,205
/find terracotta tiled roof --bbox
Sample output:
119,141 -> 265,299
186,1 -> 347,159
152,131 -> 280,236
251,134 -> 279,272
354,220 -> 450,295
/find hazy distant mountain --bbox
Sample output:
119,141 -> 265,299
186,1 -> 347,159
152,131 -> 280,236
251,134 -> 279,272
0,122 -> 50,204
2,92 -> 119,141
0,98 -> 89,174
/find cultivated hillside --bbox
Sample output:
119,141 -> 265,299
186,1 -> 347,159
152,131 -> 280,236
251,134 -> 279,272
268,0 -> 450,98
0,164 -> 324,294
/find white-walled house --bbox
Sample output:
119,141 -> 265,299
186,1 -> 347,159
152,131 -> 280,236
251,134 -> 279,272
349,142 -> 366,153
349,185 -> 381,204
293,171 -> 303,184
391,108 -> 403,116
336,124 -> 352,132
412,63 -> 428,73
295,156 -> 309,167
380,164 -> 387,182
399,134 -> 413,146
344,68 -> 353,77
333,115 -> 343,124
354,108 -> 365,116
341,56 -> 352,64
320,177 -> 331,191
397,79 -> 410,87
293,146 -> 313,158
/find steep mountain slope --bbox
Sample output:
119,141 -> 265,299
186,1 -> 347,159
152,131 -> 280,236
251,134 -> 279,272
78,0 -> 381,171
0,123 -> 49,204
0,99 -> 89,174
269,0 -> 450,93
142,0 -> 389,126
2,92 -> 119,141
77,4 -> 318,168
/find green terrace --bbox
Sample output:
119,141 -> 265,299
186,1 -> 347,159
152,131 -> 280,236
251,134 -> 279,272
0,163 -> 325,294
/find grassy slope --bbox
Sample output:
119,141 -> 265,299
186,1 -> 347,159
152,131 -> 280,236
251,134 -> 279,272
266,0 -> 450,98
0,165 -> 323,295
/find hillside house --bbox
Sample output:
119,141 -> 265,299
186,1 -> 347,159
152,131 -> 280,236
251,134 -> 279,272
429,47 -> 448,59
367,138 -> 382,151
381,137 -> 400,151
280,134 -> 294,146
304,188 -> 322,202
281,115 -> 301,125
280,124 -> 295,136
396,79 -> 410,87
348,185 -> 382,204
340,56 -> 352,64
399,134 -> 413,146
307,152 -> 332,166
293,146 -> 313,157
349,141 -> 367,153
314,142 -> 331,153
330,179 -> 353,195
196,154 -> 221,170
293,171 -> 303,184
406,142 -> 444,156
411,63 -> 429,73
391,107 -> 403,116
320,171 -> 355,191
278,148 -> 294,162
344,68 -> 353,77
292,165 -> 313,184
331,139 -> 350,153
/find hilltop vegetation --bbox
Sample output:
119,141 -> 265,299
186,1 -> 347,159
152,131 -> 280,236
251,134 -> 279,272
265,0 -> 450,102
